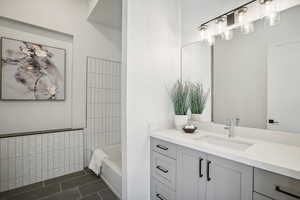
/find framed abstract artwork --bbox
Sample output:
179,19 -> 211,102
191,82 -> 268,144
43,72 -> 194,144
0,37 -> 66,100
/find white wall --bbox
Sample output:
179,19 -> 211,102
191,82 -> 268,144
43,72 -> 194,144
181,42 -> 212,121
0,0 -> 121,132
0,19 -> 74,134
88,0 -> 122,30
122,0 -> 181,199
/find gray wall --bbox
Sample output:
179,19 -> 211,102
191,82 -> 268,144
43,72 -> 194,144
213,5 -> 300,128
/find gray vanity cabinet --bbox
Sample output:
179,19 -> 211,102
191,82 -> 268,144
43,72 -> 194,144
176,146 -> 253,200
206,154 -> 253,200
254,168 -> 300,200
151,138 -> 253,200
176,146 -> 207,200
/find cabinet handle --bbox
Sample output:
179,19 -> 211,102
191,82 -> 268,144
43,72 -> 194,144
156,145 -> 168,151
275,186 -> 300,199
199,158 -> 203,178
156,165 -> 169,173
207,160 -> 211,182
156,193 -> 167,200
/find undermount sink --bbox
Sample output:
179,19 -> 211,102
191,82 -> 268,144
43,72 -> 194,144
194,135 -> 254,151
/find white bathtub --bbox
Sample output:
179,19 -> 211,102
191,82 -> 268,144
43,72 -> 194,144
102,145 -> 122,198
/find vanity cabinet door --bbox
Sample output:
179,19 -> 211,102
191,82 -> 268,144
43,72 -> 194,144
206,155 -> 253,200
176,146 -> 207,200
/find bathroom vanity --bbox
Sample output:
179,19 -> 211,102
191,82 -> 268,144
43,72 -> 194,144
159,2 -> 300,200
150,129 -> 300,200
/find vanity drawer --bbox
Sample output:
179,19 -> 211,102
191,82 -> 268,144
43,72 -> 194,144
254,168 -> 300,200
151,179 -> 176,200
253,192 -> 272,200
151,151 -> 176,190
151,138 -> 177,159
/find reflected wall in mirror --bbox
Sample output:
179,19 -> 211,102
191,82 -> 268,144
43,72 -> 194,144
181,42 -> 212,122
213,4 -> 300,133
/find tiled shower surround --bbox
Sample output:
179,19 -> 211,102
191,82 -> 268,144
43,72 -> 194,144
0,130 -> 84,192
84,57 -> 121,166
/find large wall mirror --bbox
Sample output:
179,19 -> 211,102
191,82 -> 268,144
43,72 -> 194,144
182,4 -> 300,134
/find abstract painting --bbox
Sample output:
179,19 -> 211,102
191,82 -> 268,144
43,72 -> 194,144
0,37 -> 65,100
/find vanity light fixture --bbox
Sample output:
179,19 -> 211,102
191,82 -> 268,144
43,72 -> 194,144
237,7 -> 254,34
216,17 -> 234,41
215,17 -> 227,35
197,0 -> 282,45
259,0 -> 280,26
198,0 -> 257,45
199,25 -> 208,41
199,25 -> 215,46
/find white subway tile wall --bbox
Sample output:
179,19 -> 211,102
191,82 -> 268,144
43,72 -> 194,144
0,131 -> 84,192
84,57 -> 121,166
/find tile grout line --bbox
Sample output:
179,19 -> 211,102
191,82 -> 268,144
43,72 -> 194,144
74,177 -> 108,199
97,191 -> 103,200
45,171 -> 86,187
77,186 -> 83,199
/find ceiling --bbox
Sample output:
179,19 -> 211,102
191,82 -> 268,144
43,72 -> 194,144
87,0 -> 122,30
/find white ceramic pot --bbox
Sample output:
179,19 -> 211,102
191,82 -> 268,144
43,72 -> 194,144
174,115 -> 188,130
191,114 -> 203,122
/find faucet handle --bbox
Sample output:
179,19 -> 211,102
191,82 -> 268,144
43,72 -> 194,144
224,119 -> 232,130
225,118 -> 234,126
235,118 -> 240,126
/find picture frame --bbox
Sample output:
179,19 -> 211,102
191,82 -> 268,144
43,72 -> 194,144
0,37 -> 66,101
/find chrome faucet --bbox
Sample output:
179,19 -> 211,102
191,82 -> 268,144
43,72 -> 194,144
224,118 -> 239,138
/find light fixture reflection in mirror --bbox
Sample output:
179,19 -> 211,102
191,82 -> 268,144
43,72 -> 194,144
207,34 -> 215,46
222,29 -> 234,40
241,22 -> 254,34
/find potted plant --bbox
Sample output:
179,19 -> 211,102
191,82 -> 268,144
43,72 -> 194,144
190,83 -> 209,122
170,80 -> 190,130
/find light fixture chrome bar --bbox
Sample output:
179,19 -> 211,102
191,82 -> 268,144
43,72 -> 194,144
259,0 -> 272,4
199,0 -> 257,28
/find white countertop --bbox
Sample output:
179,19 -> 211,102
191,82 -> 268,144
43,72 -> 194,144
150,129 -> 300,180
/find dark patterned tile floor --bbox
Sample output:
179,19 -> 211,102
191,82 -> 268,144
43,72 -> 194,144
0,168 -> 119,200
